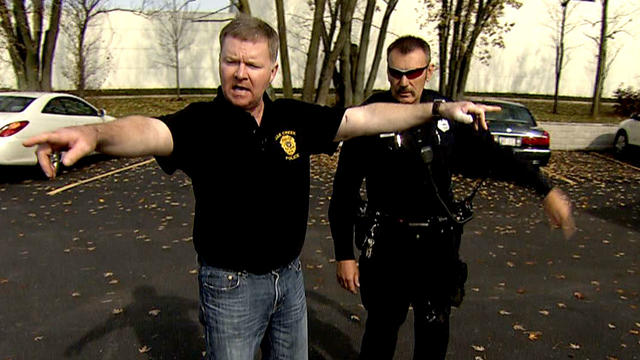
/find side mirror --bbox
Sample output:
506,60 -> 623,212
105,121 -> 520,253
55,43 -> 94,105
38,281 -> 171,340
98,109 -> 107,117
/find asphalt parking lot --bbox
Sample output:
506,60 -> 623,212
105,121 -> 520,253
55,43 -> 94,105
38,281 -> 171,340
1,151 -> 639,360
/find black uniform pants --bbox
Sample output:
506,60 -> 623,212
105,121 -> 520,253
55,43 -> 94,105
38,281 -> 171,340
357,222 -> 459,360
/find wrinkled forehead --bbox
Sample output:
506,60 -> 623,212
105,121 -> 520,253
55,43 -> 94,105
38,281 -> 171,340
220,36 -> 272,60
221,34 -> 276,63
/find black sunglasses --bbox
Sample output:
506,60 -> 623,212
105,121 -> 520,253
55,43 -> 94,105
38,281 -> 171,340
388,65 -> 428,80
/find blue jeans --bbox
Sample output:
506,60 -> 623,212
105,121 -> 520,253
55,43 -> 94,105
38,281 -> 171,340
198,258 -> 308,360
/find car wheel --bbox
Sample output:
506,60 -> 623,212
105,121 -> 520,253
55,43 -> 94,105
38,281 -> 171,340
613,130 -> 629,158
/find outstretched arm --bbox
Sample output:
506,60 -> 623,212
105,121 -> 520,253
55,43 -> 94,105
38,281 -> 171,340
23,116 -> 173,178
335,101 -> 499,141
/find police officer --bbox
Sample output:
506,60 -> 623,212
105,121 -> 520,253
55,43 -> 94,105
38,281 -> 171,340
329,36 -> 575,359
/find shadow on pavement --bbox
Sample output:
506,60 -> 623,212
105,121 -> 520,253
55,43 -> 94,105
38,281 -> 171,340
584,199 -> 640,232
63,286 -> 203,359
307,291 -> 359,360
582,151 -> 640,233
0,164 -> 48,183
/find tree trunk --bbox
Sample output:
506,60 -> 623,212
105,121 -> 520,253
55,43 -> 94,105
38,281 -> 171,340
175,42 -> 181,99
553,1 -> 569,114
315,0 -> 356,105
445,0 -> 465,98
40,0 -> 62,91
352,0 -> 375,105
454,0 -> 490,99
591,0 -> 607,117
234,0 -> 251,14
76,22 -> 88,96
437,0 -> 451,95
335,42 -> 352,107
363,0 -> 398,99
275,0 -> 293,98
302,0 -> 326,102
0,0 -> 62,90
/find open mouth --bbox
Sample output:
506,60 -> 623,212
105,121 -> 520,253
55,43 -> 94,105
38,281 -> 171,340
232,85 -> 251,93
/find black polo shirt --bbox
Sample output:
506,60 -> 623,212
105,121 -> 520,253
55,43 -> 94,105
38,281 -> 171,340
156,90 -> 344,273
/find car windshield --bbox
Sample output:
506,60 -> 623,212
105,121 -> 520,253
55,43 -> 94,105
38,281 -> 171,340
485,104 -> 535,125
0,96 -> 36,113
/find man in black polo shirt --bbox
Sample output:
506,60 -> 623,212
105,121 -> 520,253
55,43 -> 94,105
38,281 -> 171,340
24,16 -> 499,360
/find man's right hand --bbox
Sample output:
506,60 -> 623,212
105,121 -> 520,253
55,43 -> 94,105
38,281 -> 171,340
23,116 -> 173,179
23,125 -> 99,179
337,260 -> 360,294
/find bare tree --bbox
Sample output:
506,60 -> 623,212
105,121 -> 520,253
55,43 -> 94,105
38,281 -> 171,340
0,0 -> 63,90
362,0 -> 398,101
300,0 -> 398,106
585,0 -> 635,117
545,0 -> 580,113
301,0 -> 327,103
590,0 -> 608,117
275,0 -> 292,98
314,0 -> 356,105
153,0 -> 197,99
61,0 -> 114,95
421,0 -> 522,100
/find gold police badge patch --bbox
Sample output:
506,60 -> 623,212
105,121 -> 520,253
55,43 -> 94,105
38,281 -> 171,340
276,131 -> 300,160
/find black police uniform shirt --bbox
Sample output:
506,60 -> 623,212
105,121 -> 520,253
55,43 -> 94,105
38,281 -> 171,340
155,88 -> 344,274
329,90 -> 552,261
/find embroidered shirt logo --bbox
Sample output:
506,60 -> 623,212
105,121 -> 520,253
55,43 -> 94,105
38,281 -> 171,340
276,131 -> 300,160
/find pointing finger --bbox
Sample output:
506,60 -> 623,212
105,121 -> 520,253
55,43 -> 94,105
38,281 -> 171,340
34,143 -> 55,178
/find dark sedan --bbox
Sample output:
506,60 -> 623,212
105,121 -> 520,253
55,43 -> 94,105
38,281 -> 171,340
481,100 -> 551,167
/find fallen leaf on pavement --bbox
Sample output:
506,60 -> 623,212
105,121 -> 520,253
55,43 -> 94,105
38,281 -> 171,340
513,324 -> 526,331
527,331 -> 542,341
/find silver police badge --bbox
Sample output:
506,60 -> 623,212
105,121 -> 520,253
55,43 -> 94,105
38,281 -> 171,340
437,119 -> 450,133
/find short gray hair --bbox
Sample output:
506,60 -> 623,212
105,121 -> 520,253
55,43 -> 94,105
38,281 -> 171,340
387,36 -> 431,65
219,15 -> 279,63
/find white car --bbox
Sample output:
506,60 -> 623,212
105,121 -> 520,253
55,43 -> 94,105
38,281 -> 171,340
0,92 -> 115,168
613,113 -> 640,157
